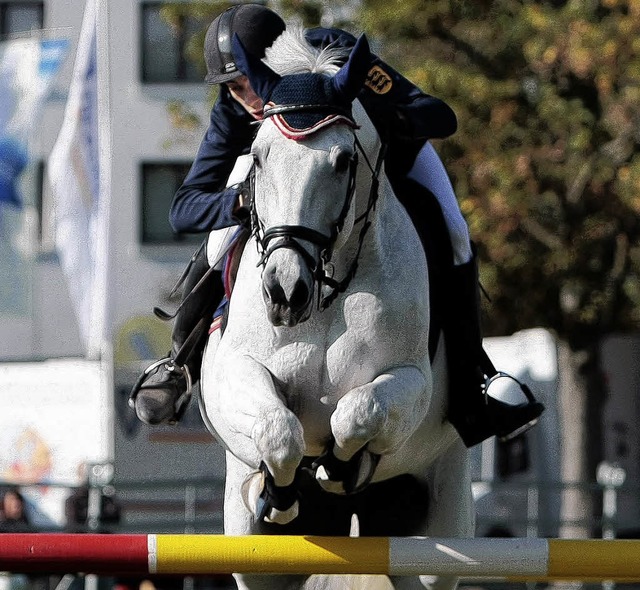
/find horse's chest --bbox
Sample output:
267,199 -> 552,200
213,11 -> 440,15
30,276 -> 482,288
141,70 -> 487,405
266,339 -> 370,402
263,340 -> 370,454
267,293 -> 418,402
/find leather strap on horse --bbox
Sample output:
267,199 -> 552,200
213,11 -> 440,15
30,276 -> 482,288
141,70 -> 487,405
263,103 -> 354,121
257,225 -> 331,271
318,137 -> 387,310
256,461 -> 299,521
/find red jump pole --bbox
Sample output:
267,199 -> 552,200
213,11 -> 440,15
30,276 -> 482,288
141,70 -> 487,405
0,534 -> 150,575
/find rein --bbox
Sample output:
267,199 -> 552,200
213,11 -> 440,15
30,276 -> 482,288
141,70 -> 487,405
249,105 -> 387,312
319,134 -> 386,310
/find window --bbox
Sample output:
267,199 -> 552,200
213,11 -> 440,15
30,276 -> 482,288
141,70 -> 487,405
140,162 -> 200,245
0,2 -> 44,37
141,2 -> 205,83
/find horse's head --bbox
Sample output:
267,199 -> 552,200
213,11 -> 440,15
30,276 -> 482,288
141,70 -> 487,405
234,32 -> 374,327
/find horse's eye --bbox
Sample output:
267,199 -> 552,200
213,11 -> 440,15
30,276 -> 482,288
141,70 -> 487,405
331,147 -> 353,174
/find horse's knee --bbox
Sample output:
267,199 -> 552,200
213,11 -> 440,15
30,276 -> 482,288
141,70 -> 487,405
331,390 -> 386,459
252,406 -> 304,485
332,368 -> 431,458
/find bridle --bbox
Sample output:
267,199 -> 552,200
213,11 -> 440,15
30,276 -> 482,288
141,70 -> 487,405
249,103 -> 387,311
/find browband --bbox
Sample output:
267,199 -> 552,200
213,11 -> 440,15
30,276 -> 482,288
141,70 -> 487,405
263,103 -> 355,122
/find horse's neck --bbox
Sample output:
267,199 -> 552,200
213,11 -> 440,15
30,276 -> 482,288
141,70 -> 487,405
347,104 -> 417,259
346,167 -> 407,257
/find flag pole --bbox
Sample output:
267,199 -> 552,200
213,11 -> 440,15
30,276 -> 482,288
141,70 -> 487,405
48,0 -> 107,359
90,0 -> 113,361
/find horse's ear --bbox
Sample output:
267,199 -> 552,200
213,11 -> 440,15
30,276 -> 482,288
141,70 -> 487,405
332,35 -> 373,103
231,33 -> 281,101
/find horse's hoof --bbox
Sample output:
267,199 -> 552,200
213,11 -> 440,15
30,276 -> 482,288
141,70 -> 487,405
241,465 -> 299,525
258,497 -> 299,525
315,465 -> 348,494
313,445 -> 380,494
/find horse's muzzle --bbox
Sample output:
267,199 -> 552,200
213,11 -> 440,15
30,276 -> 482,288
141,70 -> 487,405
262,271 -> 313,327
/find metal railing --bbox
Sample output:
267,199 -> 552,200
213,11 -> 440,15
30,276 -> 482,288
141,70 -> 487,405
3,474 -> 639,537
3,469 -> 640,590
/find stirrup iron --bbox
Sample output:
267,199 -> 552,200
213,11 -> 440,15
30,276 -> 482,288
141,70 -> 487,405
482,370 -> 542,441
128,356 -> 193,424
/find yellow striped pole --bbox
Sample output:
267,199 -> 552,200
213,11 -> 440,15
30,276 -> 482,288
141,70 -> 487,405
150,535 -> 389,575
2,534 -> 640,581
151,536 -> 640,580
546,539 -> 640,581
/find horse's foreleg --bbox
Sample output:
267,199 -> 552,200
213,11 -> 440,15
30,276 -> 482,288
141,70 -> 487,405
332,365 -> 431,458
423,438 -> 475,538
413,439 -> 474,590
316,366 -> 430,493
201,350 -> 305,522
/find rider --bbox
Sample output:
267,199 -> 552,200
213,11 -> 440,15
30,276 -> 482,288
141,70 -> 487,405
130,3 -> 544,448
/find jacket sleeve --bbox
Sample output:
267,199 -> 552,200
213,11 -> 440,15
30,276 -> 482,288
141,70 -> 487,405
169,88 -> 256,234
305,28 -> 457,141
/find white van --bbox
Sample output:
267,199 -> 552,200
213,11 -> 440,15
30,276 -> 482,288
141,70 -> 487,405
471,328 -> 562,538
600,334 -> 640,537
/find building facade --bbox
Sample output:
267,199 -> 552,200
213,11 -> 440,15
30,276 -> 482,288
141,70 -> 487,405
0,0 -> 212,362
0,0 -> 228,509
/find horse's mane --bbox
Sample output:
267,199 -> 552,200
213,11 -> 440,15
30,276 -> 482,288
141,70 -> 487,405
264,27 -> 350,76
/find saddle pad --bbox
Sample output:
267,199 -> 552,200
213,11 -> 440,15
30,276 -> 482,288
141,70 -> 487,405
209,227 -> 250,334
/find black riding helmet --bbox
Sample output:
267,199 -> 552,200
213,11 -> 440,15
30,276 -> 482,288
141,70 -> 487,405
204,4 -> 286,85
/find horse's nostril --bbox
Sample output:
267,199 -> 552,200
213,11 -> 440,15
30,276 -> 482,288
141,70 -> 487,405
289,280 -> 310,311
264,275 -> 286,306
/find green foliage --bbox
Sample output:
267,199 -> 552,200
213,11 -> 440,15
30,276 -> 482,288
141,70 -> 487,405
278,0 -> 323,26
359,0 -> 640,347
159,1 -> 231,87
161,0 -> 640,347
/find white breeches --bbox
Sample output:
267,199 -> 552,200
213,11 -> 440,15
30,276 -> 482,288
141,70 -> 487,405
408,142 -> 472,266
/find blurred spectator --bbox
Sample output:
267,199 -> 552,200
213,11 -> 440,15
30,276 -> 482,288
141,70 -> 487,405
0,487 -> 32,532
64,484 -> 121,532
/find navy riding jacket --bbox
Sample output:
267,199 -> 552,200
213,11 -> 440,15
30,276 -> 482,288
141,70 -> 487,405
169,28 -> 457,235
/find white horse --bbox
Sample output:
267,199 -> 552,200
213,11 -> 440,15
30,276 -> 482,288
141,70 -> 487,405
200,29 -> 474,590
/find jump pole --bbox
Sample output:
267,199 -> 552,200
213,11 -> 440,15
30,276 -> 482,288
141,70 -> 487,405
2,535 -> 640,582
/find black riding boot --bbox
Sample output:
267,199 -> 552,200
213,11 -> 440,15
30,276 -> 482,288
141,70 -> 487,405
130,244 -> 225,425
445,254 -> 545,447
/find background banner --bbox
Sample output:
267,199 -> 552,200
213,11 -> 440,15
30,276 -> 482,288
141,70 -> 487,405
0,38 -> 68,315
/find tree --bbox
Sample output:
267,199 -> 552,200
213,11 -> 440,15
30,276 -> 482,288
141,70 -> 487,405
163,0 -> 640,537
359,0 -> 640,537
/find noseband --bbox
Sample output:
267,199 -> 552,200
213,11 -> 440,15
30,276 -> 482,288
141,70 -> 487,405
249,103 -> 386,311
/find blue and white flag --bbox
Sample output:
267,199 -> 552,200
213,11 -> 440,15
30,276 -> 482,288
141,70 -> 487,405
48,0 -> 110,358
0,38 -> 67,208
0,38 -> 68,316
